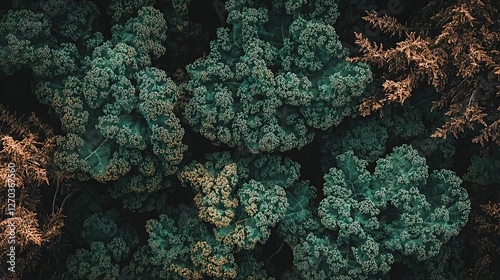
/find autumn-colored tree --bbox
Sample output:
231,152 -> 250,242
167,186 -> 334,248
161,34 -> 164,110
351,0 -> 500,145
466,201 -> 500,279
0,106 -> 70,278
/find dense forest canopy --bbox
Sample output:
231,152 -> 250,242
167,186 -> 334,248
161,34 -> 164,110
0,0 -> 498,279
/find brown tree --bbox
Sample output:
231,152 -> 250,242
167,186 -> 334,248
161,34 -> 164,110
467,201 -> 500,279
0,106 -> 70,279
351,0 -> 500,145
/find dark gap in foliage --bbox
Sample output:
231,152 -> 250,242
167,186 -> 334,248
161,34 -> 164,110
379,201 -> 398,224
166,177 -> 196,207
1,70 -> 39,113
0,1 -> 12,12
183,125 -> 231,160
0,70 -> 62,133
258,229 -> 293,278
282,138 -> 324,188
189,0 -> 223,24
129,77 -> 137,88
366,160 -> 376,173
94,0 -> 113,40
389,262 -> 406,280
453,139 -> 474,177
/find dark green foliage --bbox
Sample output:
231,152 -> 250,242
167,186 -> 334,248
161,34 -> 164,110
293,145 -> 470,279
277,181 -> 321,246
320,98 -> 457,172
321,116 -> 388,170
335,0 -> 376,40
234,252 -> 274,280
179,151 -> 300,250
0,0 -> 484,279
184,0 -> 372,153
401,236 -> 467,280
380,104 -> 426,141
108,171 -> 173,212
464,147 -> 500,185
141,205 -> 278,280
0,8 -> 79,77
34,8 -> 187,188
292,233 -> 393,280
121,245 -> 164,280
65,210 -> 139,280
107,0 -> 157,22
145,206 -> 238,279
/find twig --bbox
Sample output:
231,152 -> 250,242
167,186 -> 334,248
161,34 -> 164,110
267,241 -> 285,261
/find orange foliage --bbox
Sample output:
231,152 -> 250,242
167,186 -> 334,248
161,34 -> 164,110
0,106 -> 70,278
467,201 -> 500,279
351,0 -> 500,145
